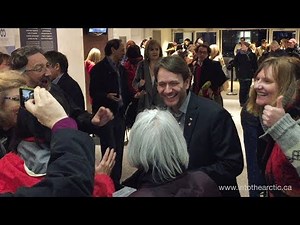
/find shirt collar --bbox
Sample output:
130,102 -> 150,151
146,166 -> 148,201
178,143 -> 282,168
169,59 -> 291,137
52,73 -> 64,85
168,91 -> 191,115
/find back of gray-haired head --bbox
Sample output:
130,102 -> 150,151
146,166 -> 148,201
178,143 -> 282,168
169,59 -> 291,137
127,108 -> 189,183
154,55 -> 191,82
9,46 -> 44,71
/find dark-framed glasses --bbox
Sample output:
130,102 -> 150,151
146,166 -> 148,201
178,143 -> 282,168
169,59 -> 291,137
24,62 -> 51,73
4,96 -> 20,102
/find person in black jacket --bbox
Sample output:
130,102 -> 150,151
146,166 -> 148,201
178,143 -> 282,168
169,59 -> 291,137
285,38 -> 300,59
191,43 -> 228,106
89,39 -> 130,190
233,41 -> 258,107
155,55 -> 244,197
1,86 -> 95,197
44,50 -> 85,110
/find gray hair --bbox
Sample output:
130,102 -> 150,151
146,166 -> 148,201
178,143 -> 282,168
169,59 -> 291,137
127,108 -> 189,183
10,46 -> 44,72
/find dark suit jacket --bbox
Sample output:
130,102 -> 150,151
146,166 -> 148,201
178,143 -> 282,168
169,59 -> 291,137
89,57 -> 130,116
184,92 -> 244,197
49,84 -> 99,134
57,73 -> 85,110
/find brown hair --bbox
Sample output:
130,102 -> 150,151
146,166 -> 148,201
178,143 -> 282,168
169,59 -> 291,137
247,56 -> 300,116
0,52 -> 10,67
144,39 -> 163,61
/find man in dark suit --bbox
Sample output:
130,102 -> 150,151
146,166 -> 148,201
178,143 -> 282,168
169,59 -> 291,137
44,50 -> 85,110
90,39 -> 130,190
155,55 -> 244,197
9,46 -> 113,151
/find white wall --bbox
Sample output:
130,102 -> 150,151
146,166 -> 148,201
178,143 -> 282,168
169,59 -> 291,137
110,28 -> 145,47
110,28 -> 173,56
160,29 -> 172,57
111,28 -> 131,43
56,28 -> 85,103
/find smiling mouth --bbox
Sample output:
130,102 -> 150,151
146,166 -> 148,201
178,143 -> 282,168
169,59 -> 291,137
256,92 -> 267,96
165,94 -> 176,99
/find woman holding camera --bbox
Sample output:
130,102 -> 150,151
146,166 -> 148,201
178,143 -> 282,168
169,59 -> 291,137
0,70 -> 116,196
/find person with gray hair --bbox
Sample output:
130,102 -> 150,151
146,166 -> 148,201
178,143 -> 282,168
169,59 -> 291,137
122,108 -> 221,197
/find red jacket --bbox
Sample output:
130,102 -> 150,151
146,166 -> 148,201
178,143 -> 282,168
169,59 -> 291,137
265,143 -> 300,197
0,152 -> 115,197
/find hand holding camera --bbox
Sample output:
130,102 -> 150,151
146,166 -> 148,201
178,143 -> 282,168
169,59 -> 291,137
24,86 -> 68,129
19,87 -> 35,108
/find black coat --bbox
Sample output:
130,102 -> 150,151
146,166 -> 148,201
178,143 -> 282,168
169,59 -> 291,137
233,50 -> 258,79
49,84 -> 100,134
0,128 -> 95,197
56,73 -> 85,110
184,93 -> 244,197
89,57 -> 130,116
192,58 -> 228,93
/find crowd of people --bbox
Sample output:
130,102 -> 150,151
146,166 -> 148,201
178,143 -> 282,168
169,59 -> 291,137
0,34 -> 299,197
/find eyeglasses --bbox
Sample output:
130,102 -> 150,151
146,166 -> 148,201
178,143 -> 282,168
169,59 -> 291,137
24,62 -> 51,73
4,96 -> 20,102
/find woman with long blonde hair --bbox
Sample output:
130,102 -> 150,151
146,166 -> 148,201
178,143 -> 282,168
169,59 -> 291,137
247,56 -> 300,197
84,48 -> 101,74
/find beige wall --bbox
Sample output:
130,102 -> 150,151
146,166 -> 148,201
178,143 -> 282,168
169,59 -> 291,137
5,28 -> 86,108
111,28 -> 173,56
56,28 -> 85,105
